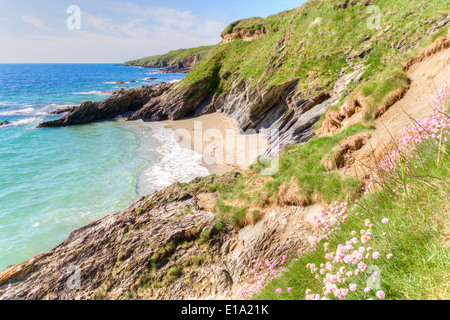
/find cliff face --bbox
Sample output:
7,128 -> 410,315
221,29 -> 268,44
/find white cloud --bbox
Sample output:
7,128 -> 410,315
20,15 -> 51,31
0,2 -> 229,63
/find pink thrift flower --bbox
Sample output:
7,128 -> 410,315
287,287 -> 292,293
382,218 -> 389,224
376,290 -> 386,299
349,284 -> 357,292
275,288 -> 282,294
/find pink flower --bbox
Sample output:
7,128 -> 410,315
287,287 -> 292,293
387,253 -> 393,259
373,252 -> 380,259
382,218 -> 389,224
275,288 -> 282,294
376,290 -> 386,299
349,284 -> 357,292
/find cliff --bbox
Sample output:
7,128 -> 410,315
123,46 -> 215,73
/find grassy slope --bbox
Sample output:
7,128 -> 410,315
191,0 -> 450,300
180,0 -> 448,99
123,45 -> 215,68
255,109 -> 450,300
199,0 -> 449,229
214,122 -> 375,229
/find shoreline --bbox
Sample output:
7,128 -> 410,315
163,113 -> 270,176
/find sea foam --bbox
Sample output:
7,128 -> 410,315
143,122 -> 209,191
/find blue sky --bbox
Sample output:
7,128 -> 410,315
0,0 -> 305,63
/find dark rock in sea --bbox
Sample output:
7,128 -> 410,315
49,106 -> 78,115
0,121 -> 11,126
37,83 -> 174,128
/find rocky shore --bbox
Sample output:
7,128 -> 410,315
0,173 -> 318,300
37,63 -> 367,158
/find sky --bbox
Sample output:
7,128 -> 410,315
0,0 -> 306,63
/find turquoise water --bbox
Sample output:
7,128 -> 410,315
0,64 -> 205,271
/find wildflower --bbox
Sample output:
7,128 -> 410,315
382,218 -> 389,224
376,290 -> 386,299
372,252 -> 380,260
358,263 -> 367,272
287,287 -> 292,293
275,288 -> 282,294
386,253 -> 393,259
349,284 -> 357,292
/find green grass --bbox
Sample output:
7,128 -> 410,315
360,70 -> 411,121
255,119 -> 450,300
124,45 -> 215,68
214,122 -> 376,229
180,0 -> 449,101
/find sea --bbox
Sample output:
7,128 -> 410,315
0,64 -> 209,271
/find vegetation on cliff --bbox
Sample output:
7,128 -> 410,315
123,45 -> 214,69
213,122 -> 375,229
180,0 -> 449,99
253,90 -> 450,300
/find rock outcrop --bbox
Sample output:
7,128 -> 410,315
37,83 -> 173,128
49,106 -> 78,115
0,173 -> 318,300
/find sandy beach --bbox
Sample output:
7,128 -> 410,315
165,113 -> 269,175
